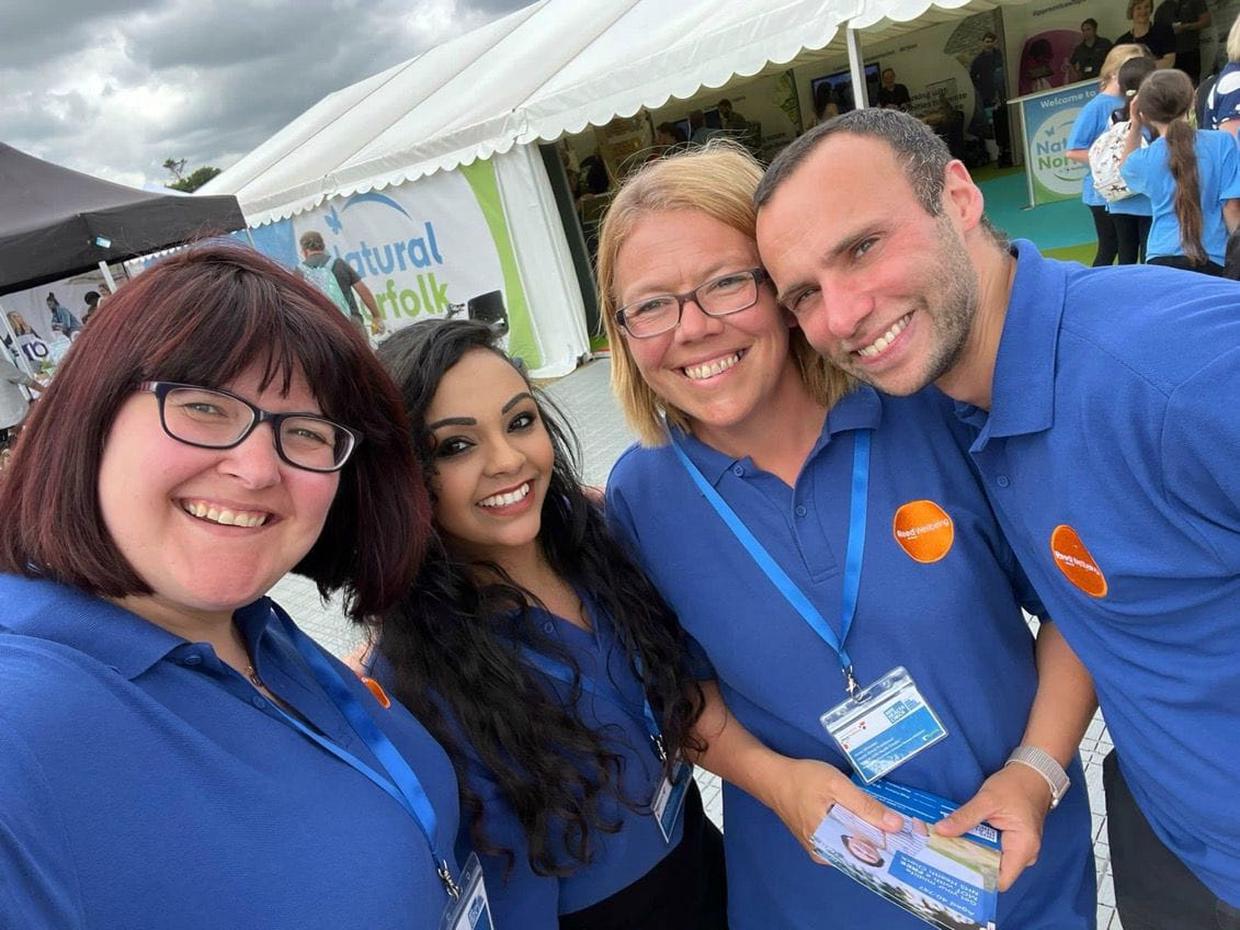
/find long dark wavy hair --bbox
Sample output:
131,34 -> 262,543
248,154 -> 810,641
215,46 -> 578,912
1138,69 -> 1207,265
375,319 -> 705,876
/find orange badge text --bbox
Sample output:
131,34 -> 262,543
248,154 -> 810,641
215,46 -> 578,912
1049,524 -> 1108,598
892,500 -> 955,563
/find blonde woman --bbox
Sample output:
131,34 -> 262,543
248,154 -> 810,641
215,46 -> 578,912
598,143 -> 1096,930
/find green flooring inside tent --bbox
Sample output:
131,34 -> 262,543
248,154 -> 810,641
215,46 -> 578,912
976,166 -> 1098,263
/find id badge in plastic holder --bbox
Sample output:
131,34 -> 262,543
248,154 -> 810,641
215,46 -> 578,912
652,758 -> 692,843
820,666 -> 948,785
440,853 -> 494,930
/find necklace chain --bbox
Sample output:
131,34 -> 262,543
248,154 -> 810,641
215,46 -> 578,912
245,664 -> 266,690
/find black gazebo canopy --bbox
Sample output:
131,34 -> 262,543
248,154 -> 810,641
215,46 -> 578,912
0,143 -> 247,296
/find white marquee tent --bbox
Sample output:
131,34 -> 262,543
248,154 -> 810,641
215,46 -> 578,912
203,0 -> 1033,377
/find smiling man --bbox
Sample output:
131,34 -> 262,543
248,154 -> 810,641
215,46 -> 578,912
754,107 -> 1240,930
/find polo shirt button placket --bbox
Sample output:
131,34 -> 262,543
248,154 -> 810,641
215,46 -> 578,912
996,474 -> 1011,488
795,505 -> 808,518
732,465 -> 745,477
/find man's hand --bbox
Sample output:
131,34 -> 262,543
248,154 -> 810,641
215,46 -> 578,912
766,758 -> 904,862
933,763 -> 1053,891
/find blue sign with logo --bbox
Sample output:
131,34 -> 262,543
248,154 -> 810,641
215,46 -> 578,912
1017,80 -> 1099,206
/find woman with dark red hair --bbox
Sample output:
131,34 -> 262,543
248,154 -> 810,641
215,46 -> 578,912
0,243 -> 485,930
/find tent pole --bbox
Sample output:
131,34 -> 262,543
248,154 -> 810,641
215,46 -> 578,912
846,27 -> 870,109
0,300 -> 38,378
97,261 -> 118,294
243,227 -> 258,249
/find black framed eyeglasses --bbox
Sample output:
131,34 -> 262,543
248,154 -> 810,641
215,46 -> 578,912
139,381 -> 361,473
615,268 -> 768,339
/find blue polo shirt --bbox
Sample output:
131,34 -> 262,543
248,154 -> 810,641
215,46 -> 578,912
1121,130 -> 1240,264
606,386 -> 1095,930
1068,91 -> 1123,208
954,240 -> 1240,907
0,574 -> 460,930
374,598 -> 685,926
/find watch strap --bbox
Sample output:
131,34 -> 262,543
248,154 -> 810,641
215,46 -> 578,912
1004,745 -> 1070,809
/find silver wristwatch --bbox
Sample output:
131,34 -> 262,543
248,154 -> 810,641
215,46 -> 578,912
1004,745 -> 1071,809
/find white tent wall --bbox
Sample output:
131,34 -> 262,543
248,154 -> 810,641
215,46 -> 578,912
490,144 -> 590,378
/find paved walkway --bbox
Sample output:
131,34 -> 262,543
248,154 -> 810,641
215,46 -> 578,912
274,358 -> 1121,929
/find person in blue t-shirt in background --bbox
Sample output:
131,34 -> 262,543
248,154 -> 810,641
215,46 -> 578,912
1104,56 -> 1158,263
1067,43 -> 1153,265
369,319 -> 727,929
1121,68 -> 1240,274
44,291 -> 82,337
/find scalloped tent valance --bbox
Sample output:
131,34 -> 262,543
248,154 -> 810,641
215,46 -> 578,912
201,0 -> 1029,225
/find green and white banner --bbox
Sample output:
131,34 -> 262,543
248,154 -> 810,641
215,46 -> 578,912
1017,81 -> 1098,207
289,158 -> 539,368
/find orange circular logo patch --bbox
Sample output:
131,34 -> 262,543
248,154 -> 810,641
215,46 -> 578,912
892,500 -> 955,563
361,676 -> 392,709
1050,524 -> 1108,598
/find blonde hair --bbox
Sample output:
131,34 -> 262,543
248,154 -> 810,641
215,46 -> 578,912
596,142 -> 852,447
1227,15 -> 1240,62
1099,43 -> 1151,87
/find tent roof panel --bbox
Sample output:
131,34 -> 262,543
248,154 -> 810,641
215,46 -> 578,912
209,0 -> 1031,225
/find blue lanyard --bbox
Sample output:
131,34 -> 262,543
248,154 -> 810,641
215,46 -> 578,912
670,429 -> 872,696
517,646 -> 667,761
268,605 -> 461,898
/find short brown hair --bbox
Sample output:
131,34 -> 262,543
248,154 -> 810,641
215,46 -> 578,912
299,230 -> 325,252
596,142 -> 852,446
757,108 -> 953,217
0,242 -> 429,619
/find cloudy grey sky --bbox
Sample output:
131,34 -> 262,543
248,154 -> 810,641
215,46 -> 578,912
1,0 -> 538,189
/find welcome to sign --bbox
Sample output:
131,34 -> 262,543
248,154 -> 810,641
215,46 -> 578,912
1015,80 -> 1099,207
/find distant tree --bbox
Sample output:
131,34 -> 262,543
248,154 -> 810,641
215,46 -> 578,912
162,159 -> 220,193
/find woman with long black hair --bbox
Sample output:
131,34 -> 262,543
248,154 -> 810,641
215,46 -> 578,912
370,319 -> 727,929
1121,68 -> 1240,274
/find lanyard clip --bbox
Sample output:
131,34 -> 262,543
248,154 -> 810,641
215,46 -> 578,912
842,664 -> 860,699
651,733 -> 668,764
438,859 -> 462,901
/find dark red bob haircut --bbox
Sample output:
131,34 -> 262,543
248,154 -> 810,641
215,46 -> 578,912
0,240 -> 429,620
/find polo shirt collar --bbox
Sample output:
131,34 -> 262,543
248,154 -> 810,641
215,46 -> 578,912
668,384 -> 883,486
953,239 -> 1065,450
0,573 -> 277,680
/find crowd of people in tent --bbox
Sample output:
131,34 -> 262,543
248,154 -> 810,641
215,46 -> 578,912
1069,16 -> 1240,276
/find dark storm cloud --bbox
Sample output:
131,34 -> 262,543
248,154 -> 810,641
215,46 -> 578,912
2,0 -> 540,187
